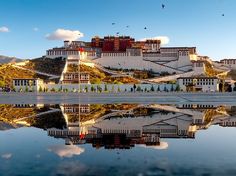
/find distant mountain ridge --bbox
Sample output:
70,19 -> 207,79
0,55 -> 23,64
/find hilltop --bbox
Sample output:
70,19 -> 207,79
0,55 -> 23,64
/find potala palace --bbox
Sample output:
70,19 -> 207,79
47,36 -> 197,74
12,35 -> 236,92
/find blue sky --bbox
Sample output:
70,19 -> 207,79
0,0 -> 235,60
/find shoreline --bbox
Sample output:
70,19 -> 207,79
0,92 -> 236,105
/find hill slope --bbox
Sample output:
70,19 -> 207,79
0,56 -> 140,87
0,64 -> 49,87
0,55 -> 22,64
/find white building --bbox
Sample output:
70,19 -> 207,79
47,105 -> 196,147
192,60 -> 205,74
94,46 -> 196,74
46,41 -> 97,60
177,76 -> 219,92
220,59 -> 236,69
12,78 -> 44,92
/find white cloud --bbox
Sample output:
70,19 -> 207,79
33,27 -> 39,32
48,145 -> 85,158
1,153 -> 12,159
0,26 -> 9,32
140,36 -> 170,45
138,141 -> 169,150
46,29 -> 84,41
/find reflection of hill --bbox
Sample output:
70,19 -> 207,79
190,106 -> 228,129
226,106 -> 236,116
0,122 -> 23,130
204,109 -> 223,124
67,104 -> 138,123
0,104 -> 66,130
0,104 -> 36,123
26,111 -> 66,130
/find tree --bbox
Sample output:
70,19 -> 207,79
150,85 -> 155,92
163,86 -> 167,92
104,84 -> 108,92
111,85 -> 115,92
118,86 -> 121,92
144,87 -> 147,92
25,86 -> 29,92
176,84 -> 180,91
58,86 -> 62,92
97,85 -> 102,93
91,85 -> 95,92
39,86 -> 43,92
171,84 -> 174,92
133,84 -> 137,92
157,85 -> 160,92
137,86 -> 142,92
85,85 -> 88,92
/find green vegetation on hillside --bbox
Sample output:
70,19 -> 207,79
204,61 -> 223,77
26,111 -> 66,129
68,64 -> 140,84
0,56 -> 141,87
23,57 -> 65,75
0,64 -> 47,87
0,104 -> 36,123
0,104 -> 66,130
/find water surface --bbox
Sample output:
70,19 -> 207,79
1,103 -> 236,176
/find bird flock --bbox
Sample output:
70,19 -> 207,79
110,2 -> 225,36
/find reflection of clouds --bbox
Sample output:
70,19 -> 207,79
36,154 -> 41,158
138,142 -> 169,150
48,145 -> 85,158
52,161 -> 87,175
1,153 -> 12,159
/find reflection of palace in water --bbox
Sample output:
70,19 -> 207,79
47,103 -> 236,149
2,103 -> 236,149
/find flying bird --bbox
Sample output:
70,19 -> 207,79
126,25 -> 129,28
222,13 -> 225,16
116,32 -> 119,35
144,27 -> 147,30
162,4 -> 165,9
112,23 -> 115,25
